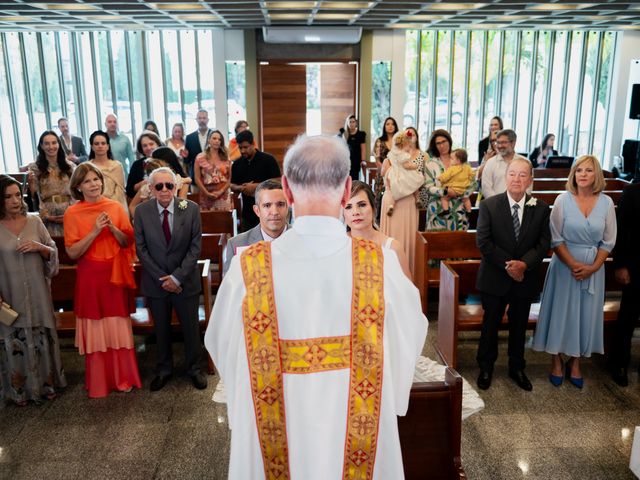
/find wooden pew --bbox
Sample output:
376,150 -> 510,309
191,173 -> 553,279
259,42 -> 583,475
52,259 -> 212,336
533,168 -> 614,179
414,231 -> 479,312
399,369 -> 466,480
533,190 -> 622,206
437,259 -> 622,368
200,209 -> 238,236
200,232 -> 228,293
51,236 -> 75,265
533,178 -> 629,191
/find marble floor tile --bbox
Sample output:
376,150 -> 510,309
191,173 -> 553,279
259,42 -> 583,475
0,321 -> 638,479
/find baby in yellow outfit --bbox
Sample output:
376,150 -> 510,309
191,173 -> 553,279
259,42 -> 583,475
437,148 -> 474,217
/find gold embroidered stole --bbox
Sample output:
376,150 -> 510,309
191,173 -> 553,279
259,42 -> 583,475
240,239 -> 385,480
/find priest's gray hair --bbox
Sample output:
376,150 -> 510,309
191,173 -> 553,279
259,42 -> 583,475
283,135 -> 350,200
148,166 -> 177,186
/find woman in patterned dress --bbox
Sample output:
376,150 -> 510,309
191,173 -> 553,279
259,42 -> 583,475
27,131 -> 76,237
194,130 -> 233,212
423,129 -> 474,232
0,175 -> 66,406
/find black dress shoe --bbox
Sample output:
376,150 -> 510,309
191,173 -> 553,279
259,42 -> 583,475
190,372 -> 208,390
150,374 -> 171,392
509,370 -> 533,391
476,370 -> 492,390
612,367 -> 628,387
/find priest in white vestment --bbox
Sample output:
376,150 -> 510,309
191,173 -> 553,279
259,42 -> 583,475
206,134 -> 428,480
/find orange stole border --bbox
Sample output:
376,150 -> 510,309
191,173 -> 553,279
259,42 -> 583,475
241,241 -> 290,480
342,238 -> 385,480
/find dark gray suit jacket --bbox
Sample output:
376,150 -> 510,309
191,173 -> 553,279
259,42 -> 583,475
222,224 -> 264,275
134,198 -> 202,298
60,135 -> 88,163
222,224 -> 290,274
476,192 -> 551,298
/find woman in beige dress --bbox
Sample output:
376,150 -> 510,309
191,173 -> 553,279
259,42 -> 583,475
88,130 -> 128,213
344,180 -> 412,279
27,130 -> 76,237
0,175 -> 66,406
380,127 -> 426,276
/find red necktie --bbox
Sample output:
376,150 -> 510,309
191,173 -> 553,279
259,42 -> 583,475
162,209 -> 171,245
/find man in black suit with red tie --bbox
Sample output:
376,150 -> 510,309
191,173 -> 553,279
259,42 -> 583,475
611,183 -> 640,387
476,158 -> 551,391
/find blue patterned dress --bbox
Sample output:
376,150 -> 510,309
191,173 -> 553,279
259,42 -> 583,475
532,192 -> 616,357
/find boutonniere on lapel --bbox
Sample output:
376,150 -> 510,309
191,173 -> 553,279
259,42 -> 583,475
178,200 -> 188,210
525,197 -> 537,207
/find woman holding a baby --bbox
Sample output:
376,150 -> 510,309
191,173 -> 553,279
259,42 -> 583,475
423,129 -> 475,232
380,127 -> 426,276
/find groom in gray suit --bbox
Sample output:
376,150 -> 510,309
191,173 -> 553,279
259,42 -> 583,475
476,158 -> 550,391
134,167 -> 206,391
222,179 -> 289,274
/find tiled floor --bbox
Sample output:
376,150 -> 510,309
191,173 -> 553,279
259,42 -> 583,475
0,319 -> 638,479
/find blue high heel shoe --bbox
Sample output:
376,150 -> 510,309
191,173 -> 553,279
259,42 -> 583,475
565,362 -> 584,389
549,372 -> 563,387
549,357 -> 564,386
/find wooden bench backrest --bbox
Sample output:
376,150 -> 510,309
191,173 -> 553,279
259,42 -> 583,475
534,190 -> 622,206
200,210 -> 238,236
398,369 -> 465,480
201,233 -> 228,291
534,178 -> 629,191
52,259 -> 212,334
534,168 -> 614,179
440,258 -> 621,297
414,231 -> 479,311
51,236 -> 75,265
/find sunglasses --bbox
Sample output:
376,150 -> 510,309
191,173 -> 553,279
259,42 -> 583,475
154,182 -> 175,191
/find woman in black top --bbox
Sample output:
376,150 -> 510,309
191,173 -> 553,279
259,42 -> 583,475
125,131 -> 185,198
478,116 -> 503,163
529,133 -> 558,168
343,115 -> 367,181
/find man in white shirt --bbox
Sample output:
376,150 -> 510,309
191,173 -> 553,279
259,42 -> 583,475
222,179 -> 289,274
206,135 -> 428,479
481,129 -> 529,199
184,109 -> 213,179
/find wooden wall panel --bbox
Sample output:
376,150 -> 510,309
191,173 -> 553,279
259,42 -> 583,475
259,64 -> 307,166
320,63 -> 357,135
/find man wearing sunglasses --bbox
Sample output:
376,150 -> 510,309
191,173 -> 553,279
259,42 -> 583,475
134,167 -> 207,392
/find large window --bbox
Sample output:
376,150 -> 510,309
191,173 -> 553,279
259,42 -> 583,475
405,29 -> 616,162
0,30 -> 219,171
371,61 -> 391,141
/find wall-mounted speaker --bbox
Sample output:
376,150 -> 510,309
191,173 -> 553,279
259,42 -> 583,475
631,84 -> 640,120
622,139 -> 640,176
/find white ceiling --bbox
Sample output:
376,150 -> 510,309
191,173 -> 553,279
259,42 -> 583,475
0,1 -> 638,31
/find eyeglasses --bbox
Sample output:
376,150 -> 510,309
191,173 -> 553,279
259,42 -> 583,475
154,182 -> 175,191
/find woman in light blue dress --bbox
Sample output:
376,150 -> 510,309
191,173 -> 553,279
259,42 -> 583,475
532,155 -> 616,388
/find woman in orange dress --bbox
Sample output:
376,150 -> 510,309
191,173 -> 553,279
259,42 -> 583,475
64,163 -> 141,398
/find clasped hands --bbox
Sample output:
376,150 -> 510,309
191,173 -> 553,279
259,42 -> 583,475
159,275 -> 182,294
571,262 -> 597,281
505,260 -> 527,282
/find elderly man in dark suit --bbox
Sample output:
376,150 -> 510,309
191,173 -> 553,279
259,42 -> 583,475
222,179 -> 289,274
611,183 -> 640,387
476,158 -> 551,391
134,167 -> 206,391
